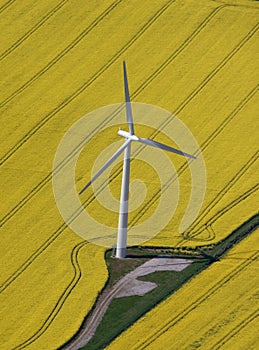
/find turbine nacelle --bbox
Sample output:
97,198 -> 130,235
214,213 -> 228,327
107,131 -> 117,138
118,129 -> 139,141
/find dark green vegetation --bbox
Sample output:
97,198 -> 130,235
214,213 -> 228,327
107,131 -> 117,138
105,251 -> 150,287
83,259 -> 209,350
201,213 -> 258,260
68,214 -> 259,350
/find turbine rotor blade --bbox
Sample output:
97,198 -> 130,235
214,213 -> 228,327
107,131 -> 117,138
123,61 -> 134,135
79,139 -> 131,195
138,138 -> 196,159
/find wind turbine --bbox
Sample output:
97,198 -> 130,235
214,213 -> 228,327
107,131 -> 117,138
79,61 -> 196,258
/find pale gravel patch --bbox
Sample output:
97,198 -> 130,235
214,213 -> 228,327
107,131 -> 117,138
132,257 -> 193,276
115,279 -> 157,297
115,257 -> 193,298
62,257 -> 193,349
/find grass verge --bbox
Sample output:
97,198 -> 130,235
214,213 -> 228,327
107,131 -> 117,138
83,259 -> 209,350
61,214 -> 258,350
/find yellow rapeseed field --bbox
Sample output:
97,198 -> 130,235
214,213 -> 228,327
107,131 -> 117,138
0,0 -> 258,348
107,229 -> 259,350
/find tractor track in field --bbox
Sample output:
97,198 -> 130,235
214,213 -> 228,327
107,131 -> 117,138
213,309 -> 259,350
184,150 -> 258,239
60,258 -> 193,350
0,14 -> 257,296
0,0 -> 124,107
126,23 -> 258,229
60,270 -> 135,350
4,161 -> 258,346
0,0 -> 17,14
128,86 -> 258,229
12,240 -> 88,350
0,0 -> 225,110
185,176 -> 259,241
0,0 -> 177,165
0,0 -> 71,61
0,0 -> 190,293
134,150 -> 258,246
134,249 -> 259,350
63,281 -> 126,350
175,150 -> 258,245
187,183 -> 259,241
0,8 -> 257,347
0,2 -> 227,227
0,10 -> 256,232
212,0 -> 259,10
0,2 -> 258,349
2,1 -> 250,169
19,218 -> 258,349
2,156 -> 257,347
0,192 -> 90,294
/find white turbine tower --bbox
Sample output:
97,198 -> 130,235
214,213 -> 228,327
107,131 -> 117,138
80,61 -> 196,258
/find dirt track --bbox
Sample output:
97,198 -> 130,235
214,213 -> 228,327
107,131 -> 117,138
62,257 -> 192,350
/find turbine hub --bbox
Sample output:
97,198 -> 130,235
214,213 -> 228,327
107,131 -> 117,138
118,129 -> 139,141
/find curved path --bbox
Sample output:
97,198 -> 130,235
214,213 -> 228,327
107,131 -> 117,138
62,257 -> 192,350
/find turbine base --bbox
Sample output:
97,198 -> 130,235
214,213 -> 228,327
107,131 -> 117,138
115,247 -> 127,259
